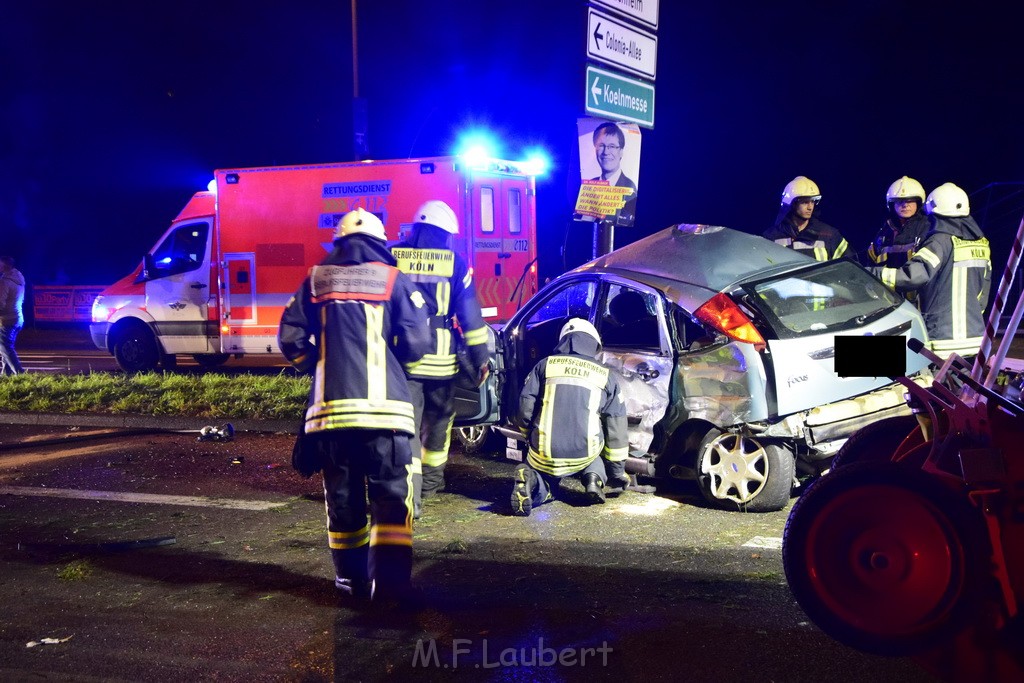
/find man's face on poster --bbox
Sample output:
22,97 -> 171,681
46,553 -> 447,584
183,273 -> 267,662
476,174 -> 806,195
594,128 -> 623,177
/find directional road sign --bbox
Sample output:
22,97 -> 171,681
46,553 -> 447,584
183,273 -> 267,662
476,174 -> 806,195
585,65 -> 655,128
592,0 -> 660,30
587,8 -> 657,80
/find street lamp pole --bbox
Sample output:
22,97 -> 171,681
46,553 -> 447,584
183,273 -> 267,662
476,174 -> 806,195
351,0 -> 368,159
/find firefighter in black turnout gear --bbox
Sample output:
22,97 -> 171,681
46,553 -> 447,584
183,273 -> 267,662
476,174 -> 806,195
864,176 -> 931,272
390,200 -> 490,516
869,182 -> 992,360
511,318 -> 630,516
279,208 -> 431,603
763,176 -> 850,261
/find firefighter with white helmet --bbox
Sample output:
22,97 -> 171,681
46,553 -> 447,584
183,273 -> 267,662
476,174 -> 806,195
511,317 -> 630,516
864,176 -> 931,271
278,206 -> 431,604
390,200 -> 491,517
869,182 -> 992,359
763,176 -> 850,261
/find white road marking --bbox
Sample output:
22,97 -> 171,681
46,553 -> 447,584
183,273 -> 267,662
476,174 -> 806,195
742,535 -> 783,550
0,485 -> 288,511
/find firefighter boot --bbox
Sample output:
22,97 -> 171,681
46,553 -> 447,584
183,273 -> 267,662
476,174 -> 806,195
510,465 -> 537,517
421,464 -> 445,497
331,549 -> 371,600
583,472 -> 606,505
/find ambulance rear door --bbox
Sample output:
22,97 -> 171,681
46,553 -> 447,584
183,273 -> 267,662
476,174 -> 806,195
469,174 -> 536,321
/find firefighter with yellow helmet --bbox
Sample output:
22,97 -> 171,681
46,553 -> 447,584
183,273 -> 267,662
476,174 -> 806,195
278,207 -> 431,604
864,176 -> 931,269
511,318 -> 630,516
763,176 -> 850,261
390,200 -> 491,516
869,182 -> 992,359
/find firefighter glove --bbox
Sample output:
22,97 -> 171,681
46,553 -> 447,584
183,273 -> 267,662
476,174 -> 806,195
291,433 -> 324,479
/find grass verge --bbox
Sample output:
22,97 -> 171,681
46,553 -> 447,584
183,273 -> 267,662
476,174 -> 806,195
0,372 -> 309,420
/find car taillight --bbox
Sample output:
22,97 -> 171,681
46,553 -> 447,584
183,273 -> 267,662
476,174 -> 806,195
694,292 -> 766,352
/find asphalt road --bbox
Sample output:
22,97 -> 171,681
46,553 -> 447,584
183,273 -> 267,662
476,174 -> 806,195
0,420 -> 948,683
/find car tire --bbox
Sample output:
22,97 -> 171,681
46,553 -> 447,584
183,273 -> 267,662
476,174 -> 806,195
829,415 -> 919,469
112,323 -> 160,373
782,461 -> 986,656
454,425 -> 498,456
193,353 -> 230,369
695,431 -> 794,512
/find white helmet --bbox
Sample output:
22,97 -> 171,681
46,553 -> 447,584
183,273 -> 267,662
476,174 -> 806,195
413,200 -> 459,234
886,176 -> 926,206
925,182 -> 970,217
335,207 -> 386,241
781,176 -> 821,206
559,318 -> 601,344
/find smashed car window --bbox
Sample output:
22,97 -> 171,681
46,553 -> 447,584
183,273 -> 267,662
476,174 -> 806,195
746,261 -> 904,337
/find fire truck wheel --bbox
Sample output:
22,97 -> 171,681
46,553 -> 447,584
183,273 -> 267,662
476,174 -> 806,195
782,461 -> 986,656
829,415 -> 920,469
454,426 -> 498,456
193,353 -> 230,368
112,323 -> 160,373
695,430 -> 794,512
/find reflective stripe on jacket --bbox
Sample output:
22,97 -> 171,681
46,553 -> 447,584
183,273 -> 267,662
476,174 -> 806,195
873,215 -> 991,359
392,226 -> 489,379
279,236 -> 432,435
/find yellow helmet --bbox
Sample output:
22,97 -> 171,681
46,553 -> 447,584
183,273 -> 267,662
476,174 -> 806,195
781,176 -> 821,206
335,207 -> 386,241
925,183 -> 970,217
886,176 -> 926,206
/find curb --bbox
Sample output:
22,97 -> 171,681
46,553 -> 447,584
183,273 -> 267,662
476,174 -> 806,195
0,412 -> 301,434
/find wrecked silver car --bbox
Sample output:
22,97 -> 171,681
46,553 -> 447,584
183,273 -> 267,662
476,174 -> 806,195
456,224 -> 931,512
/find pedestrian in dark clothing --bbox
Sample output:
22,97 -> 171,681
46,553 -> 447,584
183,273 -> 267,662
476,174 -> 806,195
763,176 -> 850,261
511,318 -> 630,516
0,256 -> 26,376
278,208 -> 431,604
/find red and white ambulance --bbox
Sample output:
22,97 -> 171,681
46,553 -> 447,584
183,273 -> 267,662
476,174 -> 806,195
90,156 -> 538,371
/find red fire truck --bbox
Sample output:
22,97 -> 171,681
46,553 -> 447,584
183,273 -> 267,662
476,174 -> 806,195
90,156 -> 538,371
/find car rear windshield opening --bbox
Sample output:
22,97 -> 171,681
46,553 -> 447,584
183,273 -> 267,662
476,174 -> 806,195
744,261 -> 904,337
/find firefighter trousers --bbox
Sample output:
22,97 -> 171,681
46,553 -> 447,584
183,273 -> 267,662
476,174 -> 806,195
530,457 -> 608,507
408,377 -> 456,506
321,430 -> 414,595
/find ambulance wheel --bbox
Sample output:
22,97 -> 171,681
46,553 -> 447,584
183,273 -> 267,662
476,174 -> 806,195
454,426 -> 498,456
112,323 -> 159,373
193,353 -> 230,368
695,431 -> 794,512
829,415 -> 919,469
782,461 -> 984,656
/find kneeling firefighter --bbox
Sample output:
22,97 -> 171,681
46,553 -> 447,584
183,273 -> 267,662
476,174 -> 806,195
511,318 -> 630,516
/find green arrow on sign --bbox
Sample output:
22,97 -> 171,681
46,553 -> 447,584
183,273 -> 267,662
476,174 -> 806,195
585,65 -> 655,129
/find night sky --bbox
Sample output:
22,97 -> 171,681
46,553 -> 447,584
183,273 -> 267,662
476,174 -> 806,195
3,1 -> 1022,287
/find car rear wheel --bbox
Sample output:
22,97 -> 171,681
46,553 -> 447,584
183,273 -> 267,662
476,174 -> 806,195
829,415 -> 919,469
112,323 -> 160,373
782,461 -> 985,655
696,431 -> 794,512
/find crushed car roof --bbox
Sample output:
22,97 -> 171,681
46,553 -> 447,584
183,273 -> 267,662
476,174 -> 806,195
576,224 -> 814,293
